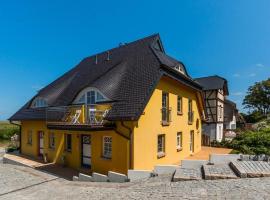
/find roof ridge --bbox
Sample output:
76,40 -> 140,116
83,34 -> 160,61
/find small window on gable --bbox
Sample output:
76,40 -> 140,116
78,94 -> 85,103
96,92 -> 105,101
175,64 -> 185,74
74,87 -> 108,105
32,97 -> 48,108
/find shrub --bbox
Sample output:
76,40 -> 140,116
0,122 -> 19,140
228,128 -> 270,155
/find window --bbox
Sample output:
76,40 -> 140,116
161,92 -> 170,124
157,134 -> 165,158
49,133 -> 55,149
177,96 -> 182,114
74,87 -> 108,105
27,130 -> 32,145
176,132 -> 182,151
65,134 -> 72,152
103,136 -> 112,159
32,97 -> 47,108
87,91 -> 96,104
188,99 -> 193,124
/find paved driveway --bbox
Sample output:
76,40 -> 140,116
0,163 -> 270,200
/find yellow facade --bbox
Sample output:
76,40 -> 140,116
21,121 -> 129,174
132,76 -> 202,170
20,76 -> 203,174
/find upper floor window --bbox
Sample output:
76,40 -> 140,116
161,92 -> 171,125
74,87 -> 108,105
174,64 -> 185,75
31,97 -> 48,108
188,99 -> 194,124
177,96 -> 183,115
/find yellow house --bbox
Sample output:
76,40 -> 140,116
10,34 -> 205,175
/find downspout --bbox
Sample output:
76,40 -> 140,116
120,121 -> 133,170
9,120 -> 21,153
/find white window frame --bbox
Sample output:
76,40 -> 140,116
49,133 -> 55,149
103,136 -> 112,159
177,96 -> 182,114
176,132 -> 182,151
157,134 -> 165,158
27,130 -> 32,145
73,87 -> 109,105
31,97 -> 48,108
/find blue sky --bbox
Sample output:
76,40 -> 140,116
0,0 -> 269,120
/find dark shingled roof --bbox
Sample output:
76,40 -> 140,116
195,75 -> 229,95
9,34 -> 202,121
224,99 -> 237,122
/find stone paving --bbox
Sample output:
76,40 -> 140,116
1,163 -> 270,199
230,161 -> 270,178
173,167 -> 202,181
203,164 -> 238,180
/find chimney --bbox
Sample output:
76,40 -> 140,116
95,55 -> 98,64
106,51 -> 110,61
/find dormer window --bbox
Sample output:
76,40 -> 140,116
74,87 -> 108,105
31,97 -> 48,108
175,64 -> 184,74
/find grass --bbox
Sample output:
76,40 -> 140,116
0,121 -> 19,148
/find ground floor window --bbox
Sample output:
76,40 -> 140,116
27,130 -> 32,145
157,134 -> 165,158
103,136 -> 112,159
176,132 -> 182,151
49,133 -> 55,149
65,134 -> 72,152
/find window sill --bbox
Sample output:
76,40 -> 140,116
27,143 -> 32,146
101,156 -> 112,160
64,149 -> 72,153
177,111 -> 183,115
188,121 -> 193,125
161,121 -> 170,126
157,152 -> 166,159
49,147 -> 55,151
176,147 -> 183,152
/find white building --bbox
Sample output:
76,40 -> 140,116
195,75 -> 229,145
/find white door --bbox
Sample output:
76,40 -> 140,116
190,131 -> 194,153
39,131 -> 44,155
82,135 -> 91,167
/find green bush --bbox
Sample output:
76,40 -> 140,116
0,122 -> 19,140
228,128 -> 270,155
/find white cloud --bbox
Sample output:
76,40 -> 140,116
248,73 -> 256,77
232,73 -> 240,77
256,63 -> 264,68
231,92 -> 244,96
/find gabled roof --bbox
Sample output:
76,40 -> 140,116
195,75 -> 229,95
224,99 -> 238,122
10,34 -> 202,121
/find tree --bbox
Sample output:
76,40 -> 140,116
243,78 -> 270,116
